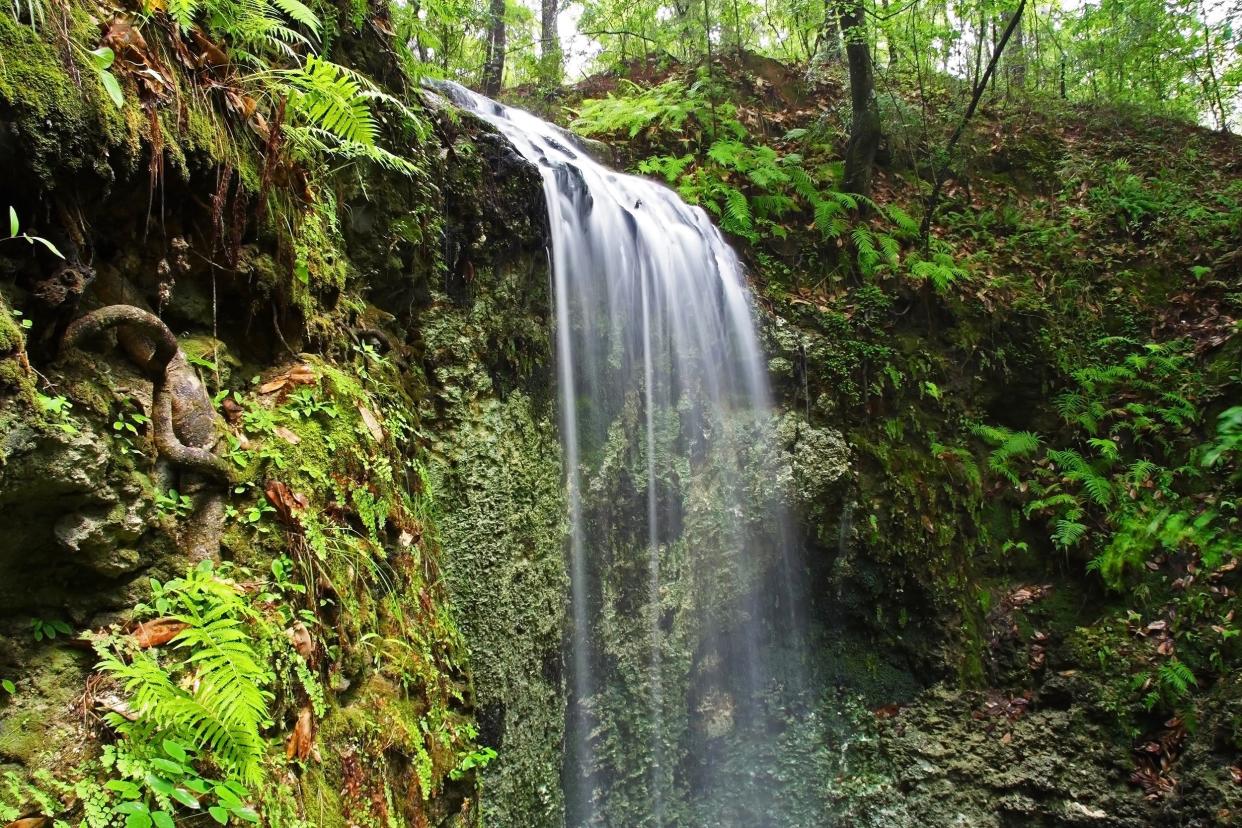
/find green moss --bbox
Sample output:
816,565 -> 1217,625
0,647 -> 93,772
0,12 -> 134,184
420,252 -> 566,825
0,293 -> 38,410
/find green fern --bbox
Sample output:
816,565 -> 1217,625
283,56 -> 378,145
851,226 -> 879,272
1158,658 -> 1197,699
721,187 -> 752,234
268,0 -> 321,36
275,57 -> 420,175
97,566 -> 273,786
1053,518 -> 1088,548
972,425 -> 1041,486
885,204 -> 920,235
813,199 -> 846,238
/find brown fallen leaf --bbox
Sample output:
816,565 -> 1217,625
274,426 -> 302,445
286,706 -> 315,761
221,395 -> 244,425
357,405 -> 384,442
6,817 -> 52,828
131,618 -> 189,648
286,621 -> 315,664
264,480 -> 308,527
259,364 -> 317,395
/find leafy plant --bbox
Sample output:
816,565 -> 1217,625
86,47 -> 124,110
449,745 -> 497,781
276,56 -> 422,176
31,617 -> 72,642
6,207 -> 64,258
155,488 -> 194,518
36,392 -> 78,435
97,562 -> 274,785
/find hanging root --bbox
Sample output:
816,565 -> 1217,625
62,305 -> 231,481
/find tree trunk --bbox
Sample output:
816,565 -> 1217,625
1004,5 -> 1026,91
539,0 -> 562,88
839,0 -> 881,197
482,0 -> 506,96
809,0 -> 844,73
919,0 -> 1026,242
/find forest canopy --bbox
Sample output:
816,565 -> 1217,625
407,0 -> 1241,131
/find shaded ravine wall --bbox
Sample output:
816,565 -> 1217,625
421,238 -> 570,826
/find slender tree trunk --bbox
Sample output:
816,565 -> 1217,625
839,0 -> 881,197
1198,0 -> 1230,132
1005,4 -> 1026,91
920,0 -> 1026,242
539,0 -> 562,88
810,0 -> 844,71
973,9 -> 985,89
482,0 -> 506,96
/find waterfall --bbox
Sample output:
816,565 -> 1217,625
439,82 -> 813,827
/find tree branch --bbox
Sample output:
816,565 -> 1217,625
919,0 -> 1027,244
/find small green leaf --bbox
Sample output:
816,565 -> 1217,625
170,787 -> 201,809
106,780 -> 142,799
233,806 -> 260,823
1,679 -> 14,694
146,773 -> 175,796
151,756 -> 185,775
88,46 -> 116,70
222,780 -> 249,798
100,70 -> 125,110
32,235 -> 65,258
125,812 -> 153,828
208,805 -> 230,825
163,738 -> 188,761
152,812 -> 175,828
8,206 -> 17,238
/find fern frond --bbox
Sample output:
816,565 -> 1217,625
720,187 -> 752,233
789,167 -> 819,202
813,199 -> 845,237
1052,518 -> 1088,548
284,56 -> 378,146
167,0 -> 201,29
268,0 -> 320,36
886,204 -> 919,233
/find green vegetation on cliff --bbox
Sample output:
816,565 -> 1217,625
1,0 -> 1241,825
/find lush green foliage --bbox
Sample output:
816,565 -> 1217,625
572,72 -> 924,280
96,563 -> 273,784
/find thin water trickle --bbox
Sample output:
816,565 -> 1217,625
437,81 -> 811,827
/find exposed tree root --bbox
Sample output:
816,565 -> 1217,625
62,305 -> 230,481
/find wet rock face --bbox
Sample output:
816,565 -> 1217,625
778,412 -> 851,510
834,686 -> 1152,827
0,416 -> 169,615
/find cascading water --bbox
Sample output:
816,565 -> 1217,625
438,82 -> 818,827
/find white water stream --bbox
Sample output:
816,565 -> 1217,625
438,82 -> 809,827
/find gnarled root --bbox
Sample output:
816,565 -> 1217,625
62,305 -> 230,481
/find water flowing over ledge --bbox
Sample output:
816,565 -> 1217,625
436,81 -> 816,827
